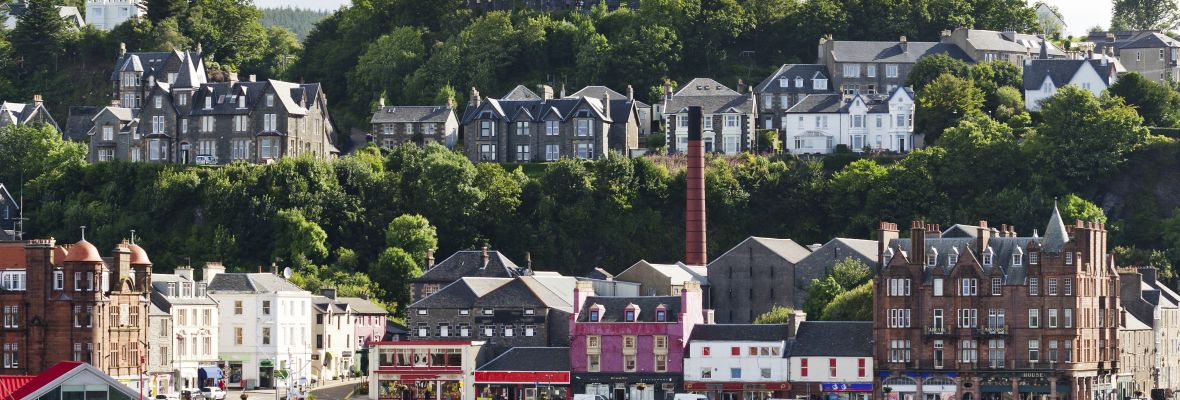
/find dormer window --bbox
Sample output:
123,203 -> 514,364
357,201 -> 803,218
927,248 -> 938,267
795,77 -> 803,88
589,309 -> 600,322
625,309 -> 635,322
814,79 -> 827,90
1012,247 -> 1024,266
655,307 -> 667,322
948,254 -> 958,265
982,247 -> 994,266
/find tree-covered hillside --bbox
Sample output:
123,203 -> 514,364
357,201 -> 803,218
261,7 -> 331,40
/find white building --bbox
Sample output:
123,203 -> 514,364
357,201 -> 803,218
1022,58 -> 1116,111
85,0 -> 144,30
783,87 -> 915,154
661,78 -> 758,155
208,271 -> 314,390
312,289 -> 358,384
682,325 -> 792,399
786,321 -> 874,400
149,264 -> 222,391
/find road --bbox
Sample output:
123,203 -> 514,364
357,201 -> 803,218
309,382 -> 362,400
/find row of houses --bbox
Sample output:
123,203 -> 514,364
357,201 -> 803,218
0,236 -> 391,395
363,207 -> 1180,400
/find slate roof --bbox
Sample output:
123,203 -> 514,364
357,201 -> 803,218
0,101 -> 59,130
63,106 -> 100,141
409,277 -> 512,309
567,86 -> 650,108
338,296 -> 389,315
665,78 -> 755,115
415,250 -> 526,283
1023,59 -> 1115,91
110,50 -> 205,83
576,295 -> 681,322
149,273 -> 217,306
1120,32 -> 1180,49
1041,203 -> 1069,252
959,29 -> 1066,58
1123,311 -> 1151,330
503,85 -> 543,100
477,347 -> 570,372
688,324 -> 791,343
461,96 -> 611,125
797,238 -> 878,270
371,106 -> 455,124
620,260 -> 709,286
207,273 -> 307,293
786,88 -> 913,115
754,64 -> 832,93
713,237 -> 811,265
189,80 -> 313,118
788,321 -> 872,357
890,235 -> 1041,284
827,41 -> 971,63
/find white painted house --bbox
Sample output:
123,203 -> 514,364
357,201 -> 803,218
208,272 -> 314,390
149,264 -> 222,391
682,325 -> 792,399
1023,58 -> 1116,111
662,78 -> 757,155
783,87 -> 916,154
787,321 -> 874,399
85,0 -> 144,30
312,289 -> 358,383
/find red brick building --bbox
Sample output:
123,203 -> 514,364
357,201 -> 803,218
873,206 -> 1120,400
0,237 -> 151,389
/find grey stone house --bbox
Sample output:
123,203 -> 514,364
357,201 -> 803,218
410,248 -> 529,304
939,28 -> 1066,64
369,99 -> 459,149
706,237 -> 811,323
405,275 -> 575,355
566,85 -> 651,144
753,64 -> 834,130
461,85 -> 639,162
86,45 -> 336,164
1088,31 -> 1180,83
0,95 -> 60,132
661,78 -> 757,154
0,183 -> 18,240
817,35 -> 971,95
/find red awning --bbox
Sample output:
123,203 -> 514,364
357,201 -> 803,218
682,382 -> 790,391
474,372 -> 570,385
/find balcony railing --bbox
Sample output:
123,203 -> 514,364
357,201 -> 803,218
974,324 -> 1009,336
925,325 -> 953,336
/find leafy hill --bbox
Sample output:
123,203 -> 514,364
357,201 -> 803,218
261,7 -> 330,40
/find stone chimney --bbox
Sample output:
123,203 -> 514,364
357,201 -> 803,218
228,72 -> 239,84
940,30 -> 952,40
446,96 -> 454,109
110,99 -> 120,107
787,310 -> 807,338
480,246 -> 489,269
1139,267 -> 1158,284
248,74 -> 257,82
378,96 -> 386,110
537,84 -> 554,100
111,241 -> 132,291
320,288 -> 337,299
627,85 -> 635,102
203,262 -> 225,284
878,222 -> 900,266
426,248 -> 435,269
196,42 -> 203,54
470,87 -> 481,107
119,42 -> 126,57
573,280 -> 595,316
736,79 -> 747,94
685,105 -> 707,266
664,81 -> 674,101
601,90 -> 611,120
900,35 -> 908,52
525,252 -> 533,270
976,220 -> 992,256
33,94 -> 42,106
175,265 -> 194,281
560,84 -> 566,98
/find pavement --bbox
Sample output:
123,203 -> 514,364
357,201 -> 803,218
229,378 -> 364,400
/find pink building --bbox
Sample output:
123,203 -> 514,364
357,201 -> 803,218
569,280 -> 705,400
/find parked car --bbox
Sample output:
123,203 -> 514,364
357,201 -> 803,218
179,388 -> 204,400
200,387 -> 226,400
672,395 -> 707,400
155,393 -> 180,400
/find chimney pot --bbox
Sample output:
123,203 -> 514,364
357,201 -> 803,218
249,74 -> 256,82
33,94 -> 42,105
481,246 -> 489,269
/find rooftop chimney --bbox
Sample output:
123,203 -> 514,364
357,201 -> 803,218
685,105 -> 707,266
33,94 -> 43,106
378,96 -> 386,110
664,81 -> 674,101
470,87 -> 481,107
119,42 -> 126,57
175,264 -> 194,281
976,220 -> 992,256
196,42 -> 203,54
537,84 -> 554,100
203,262 -> 225,284
426,248 -> 435,269
560,84 -> 566,98
736,79 -> 747,94
627,85 -> 635,102
248,74 -> 256,82
602,90 -> 611,120
320,288 -> 337,299
228,72 -> 239,84
481,246 -> 489,269
900,36 -> 908,52
526,252 -> 533,270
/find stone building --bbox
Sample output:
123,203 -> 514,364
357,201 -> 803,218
0,96 -> 60,132
817,35 -> 971,95
369,99 -> 459,149
0,237 -> 152,391
85,45 -> 337,164
706,237 -> 810,324
1117,307 -> 1154,399
873,207 -> 1121,400
460,85 -> 640,162
753,64 -> 833,130
1119,267 -> 1180,398
661,78 -> 757,155
1088,31 -> 1180,84
409,248 -> 528,305
938,28 -> 1066,64
565,85 -> 652,144
149,264 -> 221,391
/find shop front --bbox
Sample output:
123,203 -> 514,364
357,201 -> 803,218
683,381 -> 790,400
878,375 -> 957,400
198,366 -> 225,389
368,341 -> 486,400
376,373 -> 464,400
475,371 -> 570,400
222,362 -> 245,389
978,374 -> 1072,400
574,373 -> 681,400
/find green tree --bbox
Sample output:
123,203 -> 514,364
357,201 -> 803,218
991,86 -> 1025,122
1111,0 -> 1180,31
371,247 -> 422,313
828,257 -> 872,290
146,0 -> 188,22
906,54 -> 970,91
273,209 -> 329,263
348,27 -> 426,104
915,74 -> 985,145
11,0 -> 70,76
937,114 -> 1023,196
0,125 -> 86,186
802,275 -> 845,320
821,281 -> 873,321
1025,86 -> 1149,188
250,26 -> 302,80
1108,72 -> 1180,128
182,0 -> 268,68
753,305 -> 798,324
385,214 -> 439,269
1060,194 -> 1108,224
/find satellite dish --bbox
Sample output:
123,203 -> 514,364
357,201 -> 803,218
282,267 -> 292,279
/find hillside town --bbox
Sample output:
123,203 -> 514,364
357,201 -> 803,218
2,0 -> 1180,400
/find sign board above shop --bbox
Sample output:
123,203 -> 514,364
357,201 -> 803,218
820,383 -> 873,392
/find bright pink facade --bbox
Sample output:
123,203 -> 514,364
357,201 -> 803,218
354,313 -> 387,348
568,281 -> 705,374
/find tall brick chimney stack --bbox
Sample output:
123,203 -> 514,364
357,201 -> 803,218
685,106 -> 707,266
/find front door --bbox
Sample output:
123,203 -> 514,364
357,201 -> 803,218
259,367 -> 273,388
613,388 -> 625,400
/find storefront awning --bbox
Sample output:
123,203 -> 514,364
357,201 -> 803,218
198,367 -> 224,380
475,371 -> 569,385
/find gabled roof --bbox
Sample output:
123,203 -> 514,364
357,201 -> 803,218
754,64 -> 832,93
577,295 -> 681,322
91,106 -> 135,123
64,106 -> 101,141
688,324 -> 791,343
788,321 -> 872,357
712,237 -> 811,266
477,347 -> 569,372
567,85 -> 650,108
1119,32 -> 1180,49
785,94 -> 843,114
415,250 -> 526,283
460,95 -> 612,125
207,273 -> 307,294
110,50 -> 204,83
958,29 -> 1066,58
11,361 -> 143,400
338,296 -> 389,315
409,277 -> 512,309
503,85 -> 542,100
619,260 -> 709,286
675,78 -> 740,96
1022,59 -> 1114,91
0,101 -> 58,130
786,88 -> 913,115
827,41 -> 971,63
797,238 -> 878,270
371,106 -> 455,124
890,235 -> 1040,284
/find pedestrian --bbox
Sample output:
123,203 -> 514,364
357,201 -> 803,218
240,392 -> 248,400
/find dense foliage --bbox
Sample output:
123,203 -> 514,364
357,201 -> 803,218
260,7 -> 331,40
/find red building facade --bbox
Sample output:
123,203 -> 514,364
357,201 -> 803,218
873,207 -> 1120,400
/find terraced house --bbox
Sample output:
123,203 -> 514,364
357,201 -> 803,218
369,98 -> 459,149
873,207 -> 1121,400
86,45 -> 336,164
461,85 -> 640,162
661,78 -> 757,155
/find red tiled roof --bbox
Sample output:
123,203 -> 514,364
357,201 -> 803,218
8,361 -> 85,400
0,243 -> 26,269
0,376 -> 35,400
